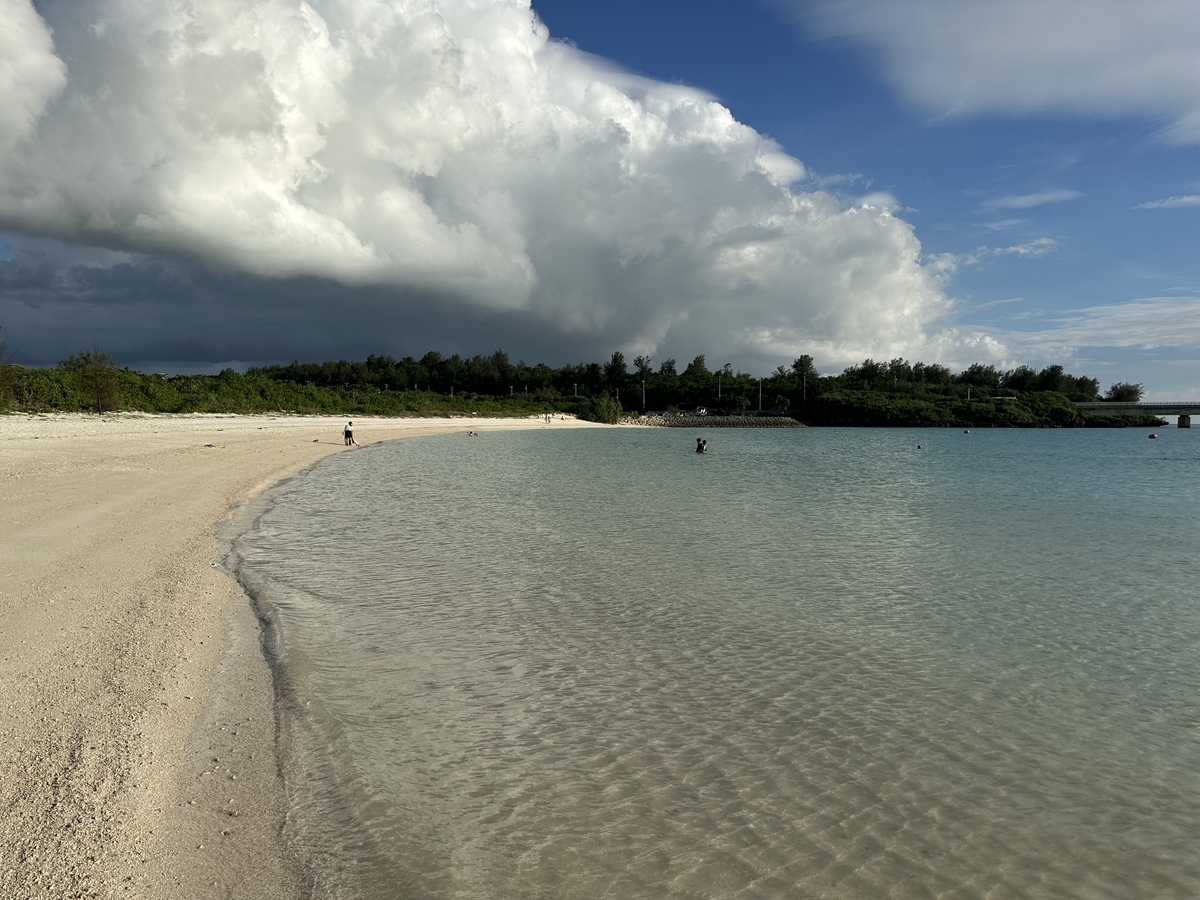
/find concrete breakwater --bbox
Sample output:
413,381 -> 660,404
621,415 -> 806,428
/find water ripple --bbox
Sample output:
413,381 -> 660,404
232,428 -> 1200,899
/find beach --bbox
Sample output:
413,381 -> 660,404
0,413 -> 602,899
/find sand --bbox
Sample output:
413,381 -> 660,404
0,412 -> 603,899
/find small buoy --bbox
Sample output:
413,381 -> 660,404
1148,433 -> 1158,439
963,429 -> 970,434
917,444 -> 922,449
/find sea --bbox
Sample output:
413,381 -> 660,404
228,425 -> 1199,899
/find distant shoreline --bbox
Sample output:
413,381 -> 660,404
621,412 -> 1164,428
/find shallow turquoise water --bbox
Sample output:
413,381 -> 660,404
232,426 -> 1199,899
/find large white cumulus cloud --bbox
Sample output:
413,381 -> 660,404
0,0 -> 66,148
0,0 -> 952,360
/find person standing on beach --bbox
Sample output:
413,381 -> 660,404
344,421 -> 358,447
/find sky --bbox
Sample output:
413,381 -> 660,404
1,0 -> 1197,397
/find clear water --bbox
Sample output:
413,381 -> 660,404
230,427 -> 1200,899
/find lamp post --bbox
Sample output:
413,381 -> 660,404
758,377 -> 762,412
642,379 -> 646,411
573,383 -> 578,397
718,374 -> 722,399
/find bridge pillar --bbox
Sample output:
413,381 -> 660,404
1179,414 -> 1191,428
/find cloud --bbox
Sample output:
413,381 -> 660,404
964,296 -> 1200,398
986,189 -> 1080,209
1138,195 -> 1200,209
785,0 -> 1200,144
996,237 -> 1059,257
0,0 -> 954,366
978,219 -> 1024,231
0,0 -> 66,149
921,238 -> 1059,271
983,297 -> 1200,360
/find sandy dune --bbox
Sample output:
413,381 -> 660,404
0,413 -> 600,898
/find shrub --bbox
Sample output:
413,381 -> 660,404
0,325 -> 15,406
59,349 -> 123,412
1105,382 -> 1144,402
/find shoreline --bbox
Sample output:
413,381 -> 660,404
0,412 -> 605,898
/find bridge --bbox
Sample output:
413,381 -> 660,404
1074,402 -> 1199,427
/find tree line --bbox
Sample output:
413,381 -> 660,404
0,325 -> 1149,426
249,349 -> 1144,411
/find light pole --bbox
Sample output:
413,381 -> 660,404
573,383 -> 578,397
642,379 -> 646,411
718,374 -> 722,399
758,377 -> 762,411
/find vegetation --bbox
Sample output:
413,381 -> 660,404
0,325 -> 15,406
0,338 -> 1158,427
1104,381 -> 1145,402
58,349 -> 122,412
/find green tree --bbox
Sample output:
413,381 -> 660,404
1001,365 -> 1037,392
957,363 -> 1000,388
0,323 -> 16,405
658,358 -> 677,376
1035,364 -> 1067,393
914,362 -> 952,385
59,348 -> 122,412
1105,382 -> 1144,402
886,358 -> 914,384
578,394 -> 623,424
791,355 -> 816,378
632,355 -> 653,378
604,351 -> 628,385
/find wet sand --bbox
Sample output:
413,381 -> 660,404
0,413 -> 601,899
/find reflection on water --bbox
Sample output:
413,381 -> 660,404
232,427 -> 1200,899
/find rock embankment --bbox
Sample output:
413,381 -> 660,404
621,415 -> 805,428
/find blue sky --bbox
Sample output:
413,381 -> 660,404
534,0 -> 1200,396
1,0 -> 1197,396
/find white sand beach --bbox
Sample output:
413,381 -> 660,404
0,413 -> 604,899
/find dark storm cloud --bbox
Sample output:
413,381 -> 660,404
0,236 -> 636,370
0,0 -> 959,371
